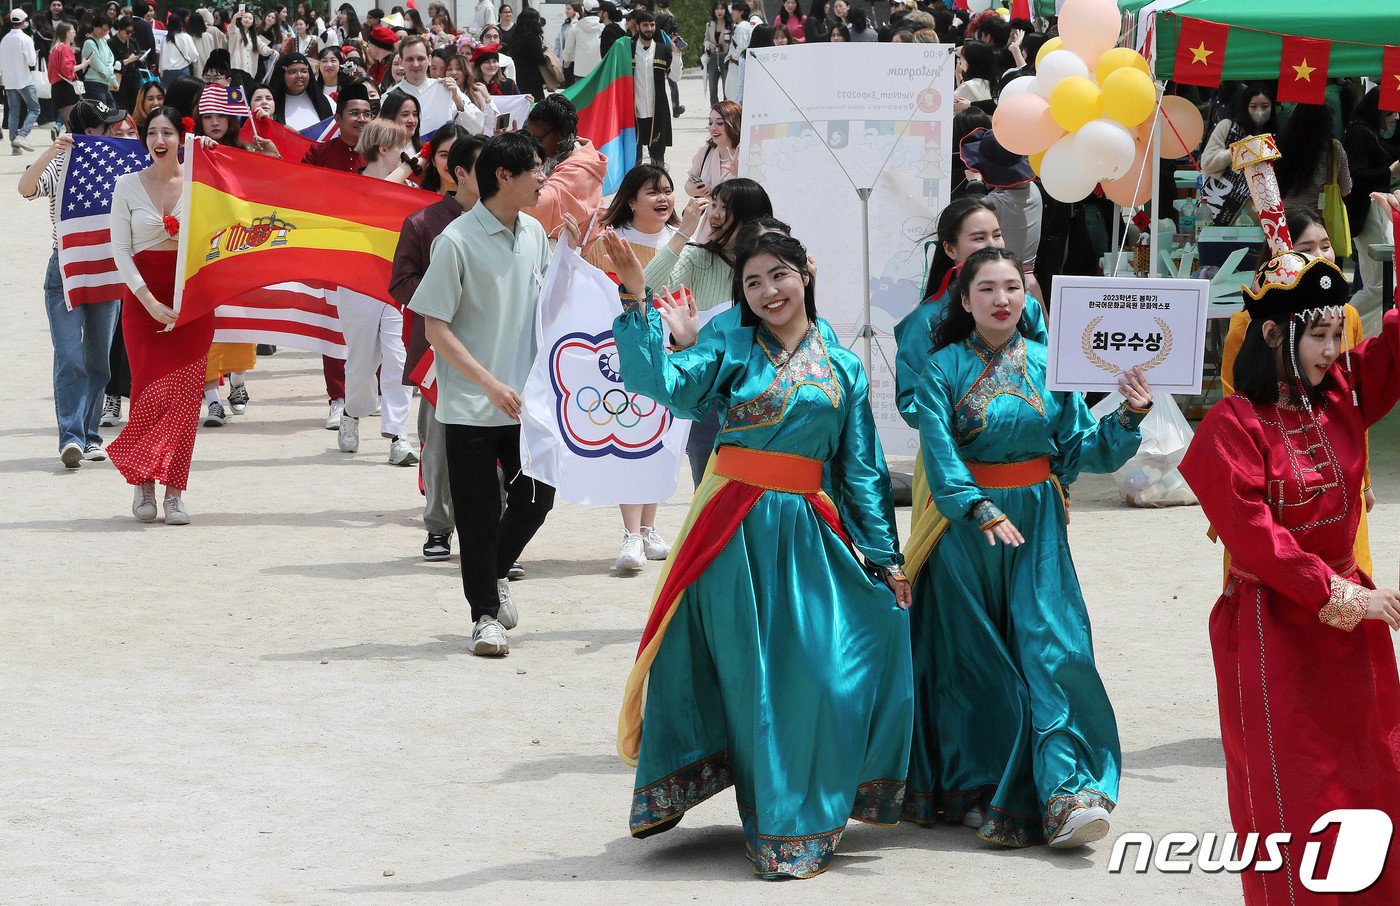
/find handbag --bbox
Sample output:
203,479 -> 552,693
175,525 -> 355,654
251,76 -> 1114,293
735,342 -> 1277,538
1321,145 -> 1352,255
539,48 -> 564,91
71,78 -> 85,96
32,68 -> 51,100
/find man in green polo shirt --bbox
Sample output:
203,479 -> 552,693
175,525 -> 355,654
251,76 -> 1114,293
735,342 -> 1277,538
409,131 -> 555,658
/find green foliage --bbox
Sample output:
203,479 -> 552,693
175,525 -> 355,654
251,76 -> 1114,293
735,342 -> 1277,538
672,0 -> 709,68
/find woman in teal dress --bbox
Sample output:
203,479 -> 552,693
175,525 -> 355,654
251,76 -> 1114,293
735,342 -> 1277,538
605,227 -> 915,879
909,247 -> 1153,848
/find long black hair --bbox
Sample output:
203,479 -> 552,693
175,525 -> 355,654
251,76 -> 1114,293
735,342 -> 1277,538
923,195 -> 999,301
421,124 -> 471,193
694,177 -> 773,262
1275,104 -> 1335,200
960,40 -> 998,85
1228,82 -> 1278,134
378,89 -> 422,147
600,163 -> 678,231
1233,309 -> 1338,407
933,247 -> 1024,350
732,230 -> 818,329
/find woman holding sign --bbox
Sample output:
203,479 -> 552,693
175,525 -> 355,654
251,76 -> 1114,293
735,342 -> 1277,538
608,227 -> 913,879
908,247 -> 1151,847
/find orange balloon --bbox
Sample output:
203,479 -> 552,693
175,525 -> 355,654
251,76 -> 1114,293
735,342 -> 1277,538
992,92 -> 1066,156
1102,141 -> 1153,207
1157,95 -> 1205,159
1030,150 -> 1046,176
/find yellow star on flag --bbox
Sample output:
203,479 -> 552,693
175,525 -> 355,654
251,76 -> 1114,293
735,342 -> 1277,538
1190,41 -> 1213,65
1293,58 -> 1315,82
1394,73 -> 1400,90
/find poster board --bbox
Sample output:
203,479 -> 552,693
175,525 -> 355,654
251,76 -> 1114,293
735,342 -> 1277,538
739,43 -> 955,456
1046,275 -> 1211,394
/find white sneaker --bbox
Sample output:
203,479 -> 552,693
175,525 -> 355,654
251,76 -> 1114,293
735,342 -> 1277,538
468,615 -> 509,657
84,442 -> 107,461
337,415 -> 359,453
640,525 -> 670,560
101,394 -> 122,426
615,531 -> 645,571
60,442 -> 84,470
496,578 -> 518,630
962,806 -> 984,829
202,399 -> 228,427
131,483 -> 157,522
1049,806 -> 1111,849
163,496 -> 190,526
325,399 -> 345,430
388,437 -> 418,466
14,136 -> 35,152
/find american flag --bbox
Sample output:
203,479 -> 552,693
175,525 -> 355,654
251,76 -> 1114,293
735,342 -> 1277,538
212,283 -> 347,359
57,136 -> 149,309
299,115 -> 341,143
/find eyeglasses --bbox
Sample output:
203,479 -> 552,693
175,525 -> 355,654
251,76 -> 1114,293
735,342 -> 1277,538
344,110 -> 373,120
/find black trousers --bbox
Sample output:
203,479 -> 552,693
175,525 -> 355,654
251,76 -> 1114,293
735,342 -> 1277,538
444,423 -> 555,621
634,117 -> 666,167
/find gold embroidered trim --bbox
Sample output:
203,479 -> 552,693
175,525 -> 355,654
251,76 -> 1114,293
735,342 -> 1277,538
1319,575 -> 1369,631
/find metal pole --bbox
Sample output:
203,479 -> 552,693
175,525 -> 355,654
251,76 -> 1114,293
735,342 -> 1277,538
859,186 -> 873,367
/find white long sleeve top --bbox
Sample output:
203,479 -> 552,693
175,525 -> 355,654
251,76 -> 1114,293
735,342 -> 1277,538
110,172 -> 181,294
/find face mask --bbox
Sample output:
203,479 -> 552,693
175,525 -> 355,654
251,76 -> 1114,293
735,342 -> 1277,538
369,99 -> 381,117
1382,120 -> 1398,140
1249,109 -> 1270,126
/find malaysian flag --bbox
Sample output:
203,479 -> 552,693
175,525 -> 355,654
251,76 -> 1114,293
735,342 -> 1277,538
299,115 -> 340,143
199,85 -> 253,119
57,136 -> 150,310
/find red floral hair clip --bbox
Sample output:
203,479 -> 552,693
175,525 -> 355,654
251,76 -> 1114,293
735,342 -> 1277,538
181,116 -> 195,134
163,215 -> 180,238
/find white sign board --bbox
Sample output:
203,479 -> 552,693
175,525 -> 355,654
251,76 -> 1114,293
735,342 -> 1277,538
739,43 -> 955,456
1046,276 -> 1211,394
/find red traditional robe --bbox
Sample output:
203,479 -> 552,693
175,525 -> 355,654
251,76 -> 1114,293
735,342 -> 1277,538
1180,309 -> 1400,904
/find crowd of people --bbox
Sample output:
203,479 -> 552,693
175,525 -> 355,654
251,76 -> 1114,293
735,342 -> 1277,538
8,0 -> 1400,897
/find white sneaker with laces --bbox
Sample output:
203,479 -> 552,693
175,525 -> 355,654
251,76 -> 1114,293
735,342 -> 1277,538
496,579 -> 519,630
163,496 -> 191,526
616,531 -> 646,571
337,415 -> 359,453
640,526 -> 670,560
132,484 -> 157,522
469,615 -> 509,657
60,442 -> 84,470
1049,806 -> 1111,848
101,394 -> 122,426
325,399 -> 345,430
388,437 -> 418,466
84,442 -> 107,461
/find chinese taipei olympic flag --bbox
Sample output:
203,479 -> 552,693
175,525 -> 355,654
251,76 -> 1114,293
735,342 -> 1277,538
519,241 -> 689,505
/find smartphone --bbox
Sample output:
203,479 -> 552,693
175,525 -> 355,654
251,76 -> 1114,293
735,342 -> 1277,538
495,113 -> 511,132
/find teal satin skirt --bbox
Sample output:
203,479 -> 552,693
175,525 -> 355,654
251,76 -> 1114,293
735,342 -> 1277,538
905,479 -> 1120,845
630,487 -> 913,878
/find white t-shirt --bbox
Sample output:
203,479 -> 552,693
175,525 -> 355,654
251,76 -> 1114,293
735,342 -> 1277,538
282,91 -> 322,131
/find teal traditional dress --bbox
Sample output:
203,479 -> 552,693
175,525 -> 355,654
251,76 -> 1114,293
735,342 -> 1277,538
906,328 -> 1144,845
614,296 -> 913,879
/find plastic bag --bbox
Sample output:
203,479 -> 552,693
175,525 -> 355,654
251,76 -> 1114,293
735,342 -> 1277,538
1089,392 -> 1199,508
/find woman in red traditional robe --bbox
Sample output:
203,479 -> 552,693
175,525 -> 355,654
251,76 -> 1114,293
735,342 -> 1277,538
1180,251 -> 1400,904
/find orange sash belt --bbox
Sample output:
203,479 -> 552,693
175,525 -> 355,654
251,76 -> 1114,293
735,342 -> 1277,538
713,446 -> 824,494
967,457 -> 1051,489
1230,555 -> 1357,583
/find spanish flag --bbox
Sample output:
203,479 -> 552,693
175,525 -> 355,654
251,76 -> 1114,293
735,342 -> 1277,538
172,139 -> 438,327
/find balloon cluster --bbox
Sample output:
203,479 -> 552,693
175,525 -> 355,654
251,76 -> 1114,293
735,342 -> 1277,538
990,0 -> 1199,206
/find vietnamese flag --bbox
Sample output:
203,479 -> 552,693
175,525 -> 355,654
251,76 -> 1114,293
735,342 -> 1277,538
1172,17 -> 1227,87
171,139 -> 438,327
1381,45 -> 1400,113
1010,0 -> 1031,20
1278,35 -> 1329,105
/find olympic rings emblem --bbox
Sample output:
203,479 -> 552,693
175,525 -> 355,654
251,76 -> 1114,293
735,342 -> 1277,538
574,386 -> 659,429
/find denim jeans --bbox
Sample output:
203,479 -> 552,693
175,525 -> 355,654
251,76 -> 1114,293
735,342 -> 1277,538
82,82 -> 116,106
7,84 -> 39,142
43,249 -> 120,452
159,67 -> 190,88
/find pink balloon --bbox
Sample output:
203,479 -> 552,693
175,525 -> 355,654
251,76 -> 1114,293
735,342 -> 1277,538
992,92 -> 1066,156
1102,140 -> 1153,207
1058,0 -> 1122,68
1157,95 -> 1205,159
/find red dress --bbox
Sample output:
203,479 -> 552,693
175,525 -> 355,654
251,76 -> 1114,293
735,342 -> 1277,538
1180,309 -> 1400,904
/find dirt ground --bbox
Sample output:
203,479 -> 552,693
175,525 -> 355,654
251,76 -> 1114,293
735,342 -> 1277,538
3,70 -> 1398,906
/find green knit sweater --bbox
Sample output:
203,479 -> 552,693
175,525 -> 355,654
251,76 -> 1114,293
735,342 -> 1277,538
642,243 -> 734,312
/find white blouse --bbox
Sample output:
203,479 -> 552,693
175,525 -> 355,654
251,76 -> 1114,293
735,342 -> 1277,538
110,172 -> 182,294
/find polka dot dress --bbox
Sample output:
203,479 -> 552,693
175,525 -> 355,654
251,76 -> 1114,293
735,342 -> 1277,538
107,250 -> 215,493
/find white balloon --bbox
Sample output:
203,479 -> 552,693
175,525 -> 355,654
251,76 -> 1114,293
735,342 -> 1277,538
1032,49 -> 1091,98
999,75 -> 1037,102
1076,118 -> 1137,180
967,0 -> 994,11
1039,133 -> 1098,202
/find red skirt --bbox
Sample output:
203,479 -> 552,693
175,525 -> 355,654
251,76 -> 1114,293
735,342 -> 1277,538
1212,566 -> 1400,904
107,249 -> 215,491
